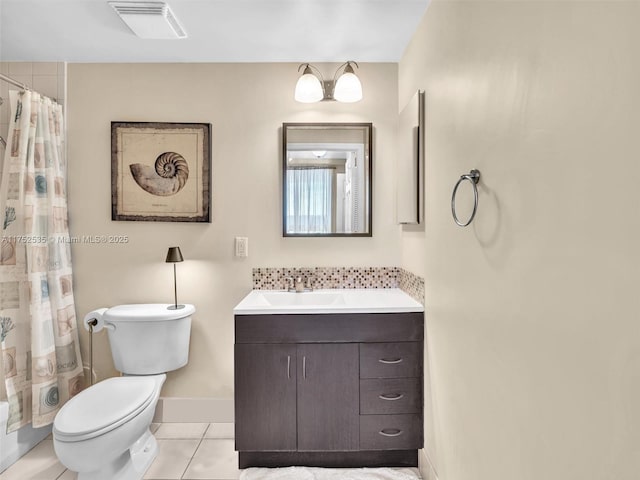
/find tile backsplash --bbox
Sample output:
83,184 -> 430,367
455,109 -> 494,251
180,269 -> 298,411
252,267 -> 424,305
398,268 -> 425,305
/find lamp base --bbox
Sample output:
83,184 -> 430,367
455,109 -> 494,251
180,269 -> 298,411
167,304 -> 185,310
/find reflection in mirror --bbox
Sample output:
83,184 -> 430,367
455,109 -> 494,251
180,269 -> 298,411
283,123 -> 372,237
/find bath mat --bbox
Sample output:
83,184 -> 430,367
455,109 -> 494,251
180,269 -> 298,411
239,466 -> 421,480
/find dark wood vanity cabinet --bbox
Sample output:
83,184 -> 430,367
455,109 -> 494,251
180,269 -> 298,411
234,344 -> 297,451
234,312 -> 424,468
235,343 -> 359,452
296,343 -> 360,451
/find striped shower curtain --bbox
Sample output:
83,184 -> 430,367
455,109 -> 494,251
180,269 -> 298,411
0,90 -> 84,433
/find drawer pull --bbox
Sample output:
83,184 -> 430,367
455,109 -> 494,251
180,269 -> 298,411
379,393 -> 404,401
379,357 -> 403,364
379,428 -> 403,437
287,355 -> 291,379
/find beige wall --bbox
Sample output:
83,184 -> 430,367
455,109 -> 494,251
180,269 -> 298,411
400,2 -> 640,480
67,63 -> 400,397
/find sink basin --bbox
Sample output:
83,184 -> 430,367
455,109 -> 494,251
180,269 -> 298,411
260,291 -> 345,307
233,288 -> 424,315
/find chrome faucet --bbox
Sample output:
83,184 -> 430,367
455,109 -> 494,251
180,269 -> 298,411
285,276 -> 314,292
304,277 -> 314,291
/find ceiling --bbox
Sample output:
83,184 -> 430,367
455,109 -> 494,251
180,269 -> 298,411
0,0 -> 430,63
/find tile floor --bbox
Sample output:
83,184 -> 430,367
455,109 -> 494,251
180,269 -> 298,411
1,422 -> 422,480
0,422 -> 239,480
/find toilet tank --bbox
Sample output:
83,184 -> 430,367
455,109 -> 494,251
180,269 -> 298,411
103,304 -> 195,375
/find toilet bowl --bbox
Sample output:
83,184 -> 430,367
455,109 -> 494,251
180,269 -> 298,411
53,304 -> 195,480
54,375 -> 164,480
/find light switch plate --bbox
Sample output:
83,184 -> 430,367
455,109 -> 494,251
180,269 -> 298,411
235,237 -> 248,257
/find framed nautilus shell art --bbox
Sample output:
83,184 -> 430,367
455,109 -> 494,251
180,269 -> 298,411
111,122 -> 211,222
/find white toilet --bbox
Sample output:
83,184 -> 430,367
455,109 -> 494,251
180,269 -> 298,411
53,303 -> 195,480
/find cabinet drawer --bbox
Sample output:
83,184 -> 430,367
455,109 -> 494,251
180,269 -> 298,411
360,414 -> 422,450
360,342 -> 422,378
360,378 -> 422,415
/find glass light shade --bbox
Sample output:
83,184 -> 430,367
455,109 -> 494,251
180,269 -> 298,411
334,70 -> 363,103
295,69 -> 324,103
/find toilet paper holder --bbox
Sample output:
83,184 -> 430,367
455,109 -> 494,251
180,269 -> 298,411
87,319 -> 98,386
83,309 -> 114,386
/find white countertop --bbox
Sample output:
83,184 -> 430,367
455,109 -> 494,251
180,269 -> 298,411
233,288 -> 424,315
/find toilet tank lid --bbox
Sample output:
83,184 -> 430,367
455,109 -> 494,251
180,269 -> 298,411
104,303 -> 195,322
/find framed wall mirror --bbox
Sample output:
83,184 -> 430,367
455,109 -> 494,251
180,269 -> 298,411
283,123 -> 372,237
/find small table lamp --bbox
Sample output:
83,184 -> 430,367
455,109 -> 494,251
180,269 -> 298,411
166,246 -> 184,310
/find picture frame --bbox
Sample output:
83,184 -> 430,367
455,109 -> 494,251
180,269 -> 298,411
111,122 -> 211,222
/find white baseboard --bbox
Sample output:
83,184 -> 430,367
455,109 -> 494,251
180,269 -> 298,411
153,397 -> 234,423
418,449 -> 439,480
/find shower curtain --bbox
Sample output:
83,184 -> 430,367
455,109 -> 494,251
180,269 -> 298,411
286,167 -> 333,234
0,90 -> 84,433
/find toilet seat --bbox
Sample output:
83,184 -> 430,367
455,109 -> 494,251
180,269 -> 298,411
53,376 -> 158,442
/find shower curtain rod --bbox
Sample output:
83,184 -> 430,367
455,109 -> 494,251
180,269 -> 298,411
0,72 -> 29,90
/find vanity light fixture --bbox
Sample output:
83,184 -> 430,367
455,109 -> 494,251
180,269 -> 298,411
294,62 -> 363,103
165,246 -> 184,310
295,65 -> 324,103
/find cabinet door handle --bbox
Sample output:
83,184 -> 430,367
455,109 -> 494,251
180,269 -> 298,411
303,356 -> 307,379
379,393 -> 404,401
379,357 -> 403,364
379,428 -> 403,437
287,355 -> 291,379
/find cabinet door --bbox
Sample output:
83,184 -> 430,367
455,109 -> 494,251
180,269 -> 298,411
235,344 -> 297,451
297,343 -> 359,451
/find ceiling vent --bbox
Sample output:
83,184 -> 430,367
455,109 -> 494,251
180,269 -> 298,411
109,2 -> 187,39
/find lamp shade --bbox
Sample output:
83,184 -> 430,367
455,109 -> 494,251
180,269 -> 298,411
334,64 -> 363,103
165,246 -> 183,263
294,65 -> 324,103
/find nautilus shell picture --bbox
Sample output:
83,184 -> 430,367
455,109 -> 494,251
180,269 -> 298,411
112,122 -> 210,222
129,151 -> 190,197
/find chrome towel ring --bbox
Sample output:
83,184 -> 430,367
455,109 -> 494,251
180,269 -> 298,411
451,169 -> 481,227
